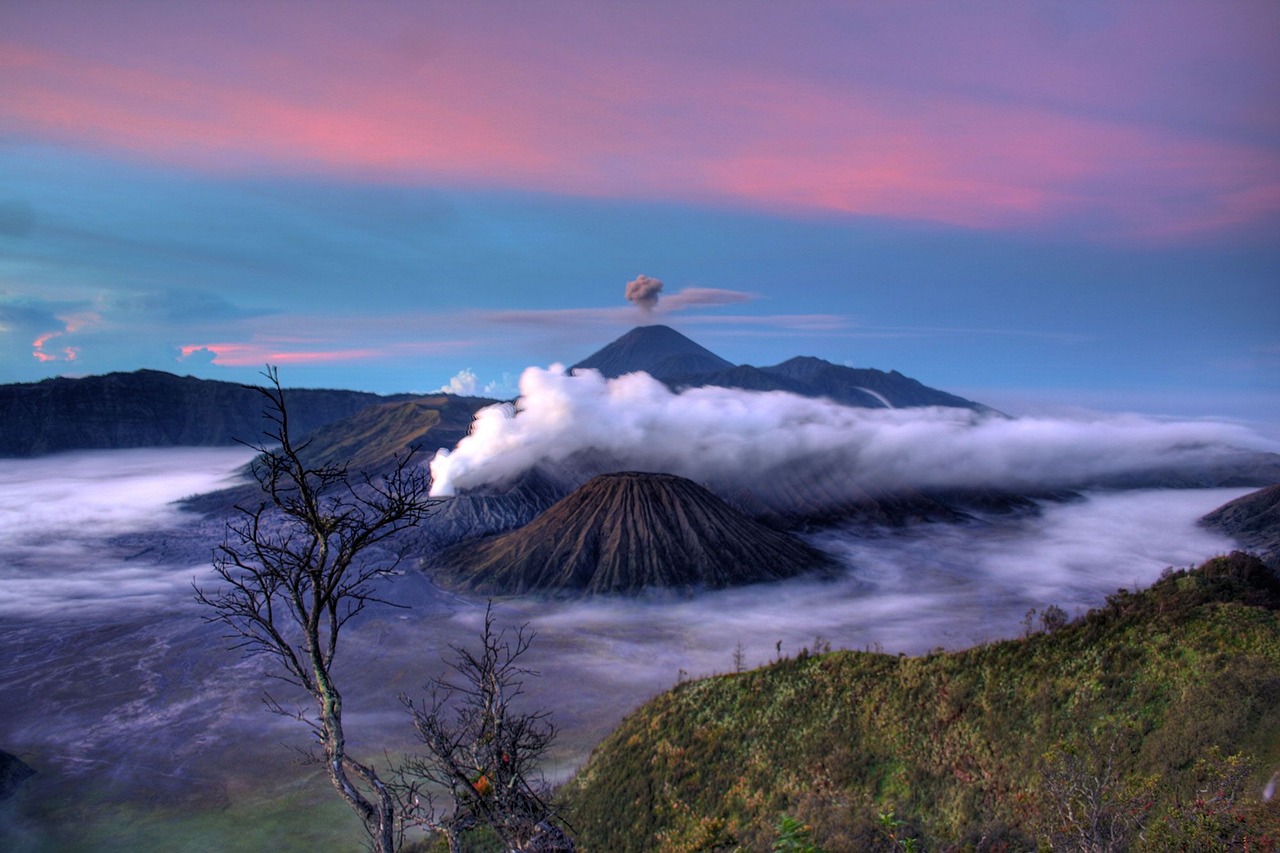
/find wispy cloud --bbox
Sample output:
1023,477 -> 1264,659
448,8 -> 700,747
177,343 -> 382,367
177,335 -> 473,368
477,287 -> 759,330
676,314 -> 852,332
479,307 -> 635,329
658,288 -> 754,312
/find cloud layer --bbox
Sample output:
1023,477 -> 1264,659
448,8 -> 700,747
430,367 -> 1278,503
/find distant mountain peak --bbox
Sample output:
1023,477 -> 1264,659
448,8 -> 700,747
571,325 -> 734,380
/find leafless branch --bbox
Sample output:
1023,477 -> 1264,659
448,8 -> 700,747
396,602 -> 574,852
193,366 -> 438,853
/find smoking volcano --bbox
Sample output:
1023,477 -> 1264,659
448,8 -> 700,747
415,325 -> 1280,597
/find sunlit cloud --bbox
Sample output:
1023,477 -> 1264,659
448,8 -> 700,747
32,331 -> 77,363
31,309 -> 97,362
435,368 -> 478,396
3,2 -> 1276,243
428,368 -> 515,399
178,343 -> 372,366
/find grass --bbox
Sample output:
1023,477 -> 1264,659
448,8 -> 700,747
561,552 -> 1280,851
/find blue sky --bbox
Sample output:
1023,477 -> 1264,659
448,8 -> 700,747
1,2 -> 1278,431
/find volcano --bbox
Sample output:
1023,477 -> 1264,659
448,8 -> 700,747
571,324 -> 734,381
433,471 -> 833,595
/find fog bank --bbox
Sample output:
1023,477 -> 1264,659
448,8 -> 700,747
0,448 -> 256,619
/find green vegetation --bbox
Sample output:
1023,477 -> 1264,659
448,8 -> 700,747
561,552 -> 1280,850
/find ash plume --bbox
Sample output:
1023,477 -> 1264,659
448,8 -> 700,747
624,274 -> 664,313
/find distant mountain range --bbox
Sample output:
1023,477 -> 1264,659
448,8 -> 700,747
1,325 -> 983,458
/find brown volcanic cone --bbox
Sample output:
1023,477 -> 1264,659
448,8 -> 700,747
434,472 -> 832,595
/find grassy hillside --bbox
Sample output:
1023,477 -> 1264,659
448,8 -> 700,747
561,553 -> 1280,851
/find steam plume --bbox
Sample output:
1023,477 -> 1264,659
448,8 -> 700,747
429,366 -> 1277,503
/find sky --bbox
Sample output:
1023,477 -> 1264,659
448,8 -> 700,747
2,1 -> 1278,431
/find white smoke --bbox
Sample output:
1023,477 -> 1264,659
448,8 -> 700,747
429,366 -> 1278,499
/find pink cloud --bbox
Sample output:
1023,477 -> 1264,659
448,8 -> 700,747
31,310 -> 97,363
178,343 -> 383,367
2,3 -> 1277,242
177,329 -> 478,367
31,334 -> 78,363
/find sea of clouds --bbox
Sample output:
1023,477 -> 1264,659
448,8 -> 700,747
0,447 -> 257,619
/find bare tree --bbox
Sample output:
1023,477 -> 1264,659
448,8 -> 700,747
1036,722 -> 1155,852
195,366 -> 438,853
399,603 -> 574,852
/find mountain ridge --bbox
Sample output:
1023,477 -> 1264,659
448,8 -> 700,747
571,324 -> 991,411
0,369 -> 422,457
1202,484 -> 1280,567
